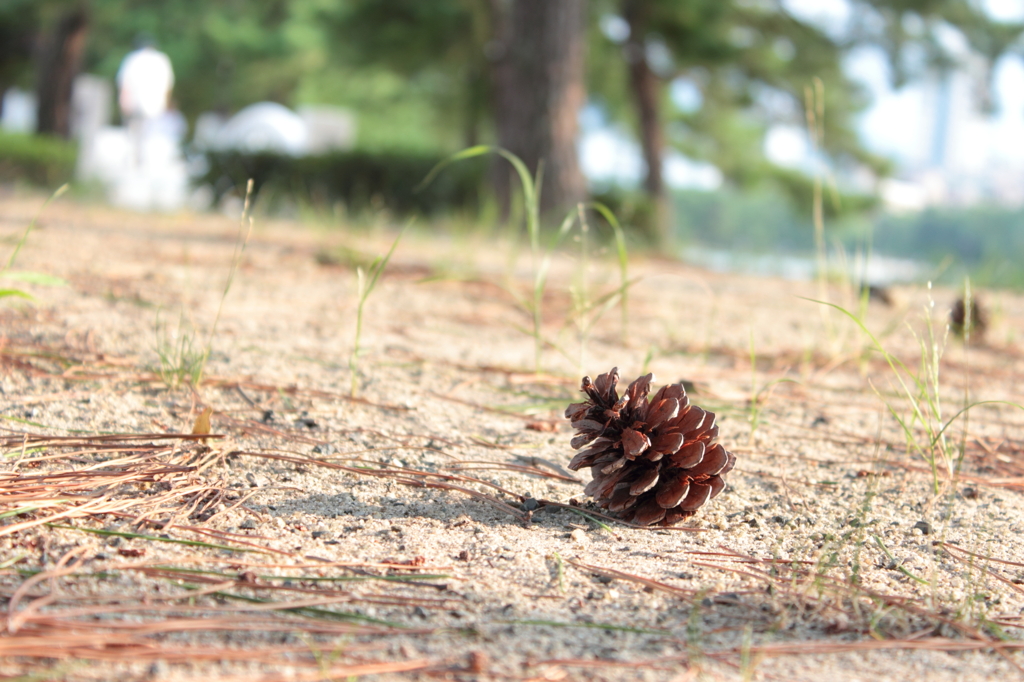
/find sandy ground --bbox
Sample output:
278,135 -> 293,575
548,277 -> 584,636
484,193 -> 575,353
2,188 -> 1024,681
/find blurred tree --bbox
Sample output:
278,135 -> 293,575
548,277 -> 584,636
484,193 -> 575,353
596,0 -> 884,242
85,0 -> 308,119
0,0 -> 90,137
316,1 -> 491,151
489,0 -> 587,214
35,2 -> 89,137
596,0 -> 1024,242
0,0 -> 313,128
0,1 -> 40,106
3,0 -> 1022,233
326,0 -> 587,215
849,0 -> 1024,111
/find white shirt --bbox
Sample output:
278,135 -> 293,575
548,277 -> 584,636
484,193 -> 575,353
116,47 -> 175,119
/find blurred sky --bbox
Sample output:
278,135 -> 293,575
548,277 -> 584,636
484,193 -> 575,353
582,0 -> 1024,193
785,0 -> 1024,169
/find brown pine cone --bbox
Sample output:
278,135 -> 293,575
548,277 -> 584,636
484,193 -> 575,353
950,295 -> 987,340
565,368 -> 735,526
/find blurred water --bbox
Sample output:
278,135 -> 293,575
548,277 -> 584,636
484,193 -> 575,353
680,246 -> 924,285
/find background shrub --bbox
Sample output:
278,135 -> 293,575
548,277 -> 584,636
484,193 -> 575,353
201,149 -> 487,216
0,131 -> 77,186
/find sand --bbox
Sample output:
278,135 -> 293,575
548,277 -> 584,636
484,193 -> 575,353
2,188 -> 1024,681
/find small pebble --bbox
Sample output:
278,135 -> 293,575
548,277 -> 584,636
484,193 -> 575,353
913,520 -> 933,535
522,498 -> 539,512
146,660 -> 170,680
467,651 -> 489,673
240,518 -> 257,530
570,528 -> 587,544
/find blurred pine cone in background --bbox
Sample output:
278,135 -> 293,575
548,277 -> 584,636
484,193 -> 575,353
950,295 -> 987,341
565,368 -> 735,526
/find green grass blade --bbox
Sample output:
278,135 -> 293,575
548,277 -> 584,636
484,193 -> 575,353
4,183 -> 68,273
505,619 -> 667,635
565,506 -> 617,535
589,202 -> 630,342
533,209 -> 578,308
418,145 -> 539,251
929,400 -> 1024,449
873,535 -> 929,585
365,222 -> 408,293
350,224 -> 407,396
49,524 -> 262,554
1,271 -> 68,286
0,506 -> 42,520
211,590 -> 405,627
150,565 -> 450,586
415,145 -> 494,192
801,296 -> 929,426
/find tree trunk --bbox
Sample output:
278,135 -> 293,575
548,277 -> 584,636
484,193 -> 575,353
35,6 -> 89,137
623,0 -> 670,244
489,0 -> 587,217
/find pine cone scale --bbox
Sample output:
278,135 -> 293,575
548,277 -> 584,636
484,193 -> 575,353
629,466 -> 660,495
566,369 -> 737,526
601,455 -> 629,474
654,474 -> 689,508
622,428 -> 651,457
679,482 -> 713,511
671,440 -> 705,468
568,438 -> 613,470
570,431 -> 600,450
608,485 -> 638,512
571,418 -> 606,432
633,498 -> 667,525
708,475 -> 726,498
688,444 -> 729,477
650,432 -> 684,456
674,406 -> 707,434
647,398 -> 680,429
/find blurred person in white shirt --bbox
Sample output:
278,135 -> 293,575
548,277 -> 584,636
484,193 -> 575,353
116,34 -> 174,165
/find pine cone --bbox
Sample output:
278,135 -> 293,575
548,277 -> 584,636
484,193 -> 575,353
565,368 -> 735,526
950,295 -> 987,340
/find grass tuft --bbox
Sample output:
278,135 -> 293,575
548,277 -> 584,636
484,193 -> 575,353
349,224 -> 406,396
805,289 -> 1023,492
1,183 -> 69,302
422,147 -> 633,372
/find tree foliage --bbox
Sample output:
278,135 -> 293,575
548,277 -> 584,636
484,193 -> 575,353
3,0 -> 1023,218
